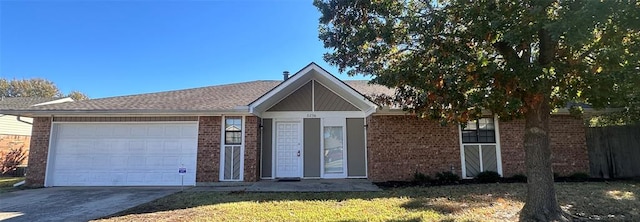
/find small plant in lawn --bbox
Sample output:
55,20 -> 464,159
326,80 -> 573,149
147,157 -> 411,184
436,171 -> 460,184
476,171 -> 501,183
511,174 -> 528,182
0,147 -> 27,175
412,171 -> 431,184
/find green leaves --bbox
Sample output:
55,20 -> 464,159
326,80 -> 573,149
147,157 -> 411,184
316,0 -> 640,124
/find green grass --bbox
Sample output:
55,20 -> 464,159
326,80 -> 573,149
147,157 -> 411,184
95,181 -> 640,222
0,177 -> 24,193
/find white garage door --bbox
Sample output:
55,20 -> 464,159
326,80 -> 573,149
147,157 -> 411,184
46,122 -> 198,186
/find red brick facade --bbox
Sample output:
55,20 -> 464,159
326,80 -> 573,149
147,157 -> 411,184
24,114 -> 587,186
500,115 -> 590,177
366,115 -> 462,182
243,116 -> 261,182
366,115 -> 590,182
196,116 -> 221,182
25,117 -> 51,187
0,135 -> 31,165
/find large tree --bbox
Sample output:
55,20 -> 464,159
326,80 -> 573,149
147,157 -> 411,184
0,78 -> 89,100
315,0 -> 639,221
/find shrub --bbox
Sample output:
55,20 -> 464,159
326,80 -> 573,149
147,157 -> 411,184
511,174 -> 528,182
476,171 -> 501,183
412,171 -> 431,183
436,171 -> 460,183
1,147 -> 27,175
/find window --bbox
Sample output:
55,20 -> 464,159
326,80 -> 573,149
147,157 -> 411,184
225,117 -> 242,145
460,117 -> 501,178
461,117 -> 496,143
222,116 -> 243,181
323,126 -> 344,174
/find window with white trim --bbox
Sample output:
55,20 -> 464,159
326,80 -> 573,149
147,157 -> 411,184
461,117 -> 500,178
225,117 -> 242,145
462,118 -> 496,143
222,117 -> 243,181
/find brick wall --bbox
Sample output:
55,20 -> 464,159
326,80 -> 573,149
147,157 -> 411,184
367,115 -> 590,182
0,135 -> 31,165
196,116 -> 221,182
243,116 -> 261,182
367,115 -> 461,182
500,115 -> 589,177
25,117 -> 51,187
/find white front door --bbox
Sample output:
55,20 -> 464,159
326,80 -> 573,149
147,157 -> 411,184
275,121 -> 302,178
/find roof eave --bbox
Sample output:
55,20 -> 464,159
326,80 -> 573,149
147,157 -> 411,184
0,108 -> 251,117
373,107 -> 606,116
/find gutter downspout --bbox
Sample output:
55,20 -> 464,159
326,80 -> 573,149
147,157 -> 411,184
16,116 -> 33,125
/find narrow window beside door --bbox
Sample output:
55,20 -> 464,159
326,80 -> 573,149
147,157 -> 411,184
223,117 -> 243,181
323,126 -> 344,174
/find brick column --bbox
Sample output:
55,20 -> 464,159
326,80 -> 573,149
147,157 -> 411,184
196,116 -> 221,182
25,117 -> 52,187
243,116 -> 261,182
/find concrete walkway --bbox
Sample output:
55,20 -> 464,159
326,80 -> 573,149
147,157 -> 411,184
191,179 -> 381,192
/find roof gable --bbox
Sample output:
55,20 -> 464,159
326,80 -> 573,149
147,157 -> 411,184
249,63 -> 377,116
313,81 -> 359,111
267,81 -> 313,111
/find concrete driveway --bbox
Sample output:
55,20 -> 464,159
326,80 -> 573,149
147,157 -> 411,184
0,187 -> 181,222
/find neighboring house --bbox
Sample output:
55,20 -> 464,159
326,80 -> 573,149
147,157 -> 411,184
0,63 -> 589,187
0,97 -> 74,166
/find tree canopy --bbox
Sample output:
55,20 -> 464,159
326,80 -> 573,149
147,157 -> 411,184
316,0 -> 639,122
315,0 -> 639,221
0,78 -> 89,100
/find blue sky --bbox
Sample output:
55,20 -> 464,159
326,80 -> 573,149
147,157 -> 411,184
0,0 -> 368,99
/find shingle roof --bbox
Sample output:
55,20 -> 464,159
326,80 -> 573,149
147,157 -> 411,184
0,97 -> 70,110
6,80 -> 392,112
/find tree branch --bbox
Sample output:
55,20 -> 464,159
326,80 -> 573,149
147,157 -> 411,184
538,29 -> 557,66
493,41 -> 521,65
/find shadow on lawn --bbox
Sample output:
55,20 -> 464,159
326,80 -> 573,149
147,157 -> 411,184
100,183 -> 527,220
100,181 -> 640,221
556,181 -> 640,220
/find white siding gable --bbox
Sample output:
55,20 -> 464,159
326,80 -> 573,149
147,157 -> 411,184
0,115 -> 33,136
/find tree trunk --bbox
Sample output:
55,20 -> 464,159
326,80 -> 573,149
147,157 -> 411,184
519,97 -> 568,222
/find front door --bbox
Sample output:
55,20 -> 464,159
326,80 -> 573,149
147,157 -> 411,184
275,121 -> 302,178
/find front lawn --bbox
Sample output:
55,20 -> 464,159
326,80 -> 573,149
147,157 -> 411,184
0,177 -> 24,193
96,182 -> 639,222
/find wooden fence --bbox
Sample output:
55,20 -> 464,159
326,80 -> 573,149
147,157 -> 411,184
586,125 -> 640,178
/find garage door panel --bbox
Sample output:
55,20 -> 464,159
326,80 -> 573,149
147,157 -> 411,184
161,127 -> 178,137
146,141 -> 163,152
180,126 -> 198,137
163,141 -> 181,152
129,141 -> 146,153
48,122 -> 198,186
110,157 -> 127,169
92,157 -> 110,169
93,141 -> 112,154
130,125 -> 147,137
95,126 -> 114,137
